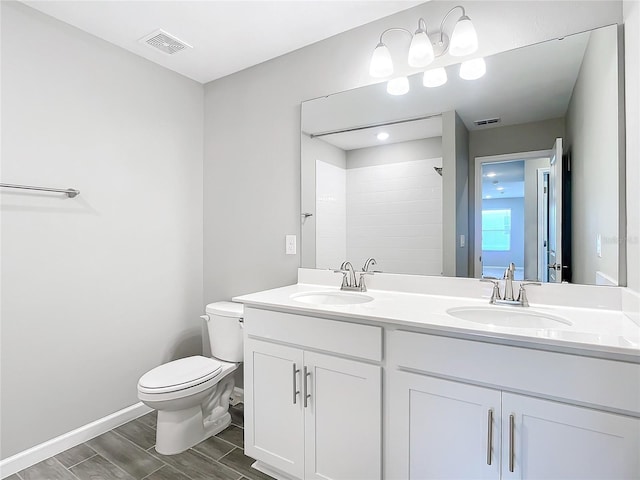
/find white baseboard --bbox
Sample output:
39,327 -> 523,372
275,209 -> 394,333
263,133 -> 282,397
0,402 -> 152,479
252,460 -> 299,480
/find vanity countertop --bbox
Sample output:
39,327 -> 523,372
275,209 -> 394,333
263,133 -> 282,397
234,283 -> 640,363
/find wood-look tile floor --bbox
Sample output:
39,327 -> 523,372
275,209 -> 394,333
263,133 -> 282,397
12,404 -> 275,480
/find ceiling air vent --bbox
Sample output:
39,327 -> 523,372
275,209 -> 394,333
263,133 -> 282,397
140,29 -> 192,55
474,117 -> 501,127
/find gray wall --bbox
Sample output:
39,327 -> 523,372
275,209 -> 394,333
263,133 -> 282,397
468,117 -> 566,274
565,26 -> 620,285
442,111 -> 470,277
203,1 -> 623,302
1,2 -> 204,459
624,0 -> 639,293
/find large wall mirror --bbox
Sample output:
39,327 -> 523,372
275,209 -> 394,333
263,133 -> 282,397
301,24 -> 625,286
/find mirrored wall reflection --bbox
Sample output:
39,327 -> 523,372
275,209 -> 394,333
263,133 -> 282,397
315,155 -> 444,275
481,161 -> 525,280
301,23 -> 624,286
307,120 -> 444,275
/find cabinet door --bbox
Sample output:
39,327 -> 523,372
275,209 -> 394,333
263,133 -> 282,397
303,351 -> 381,480
386,372 -> 501,480
502,393 -> 640,479
244,339 -> 305,479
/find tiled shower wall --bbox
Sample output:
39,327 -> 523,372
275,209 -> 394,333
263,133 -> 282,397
315,156 -> 443,275
316,160 -> 347,269
346,158 -> 443,275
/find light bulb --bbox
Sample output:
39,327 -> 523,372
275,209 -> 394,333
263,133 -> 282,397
387,77 -> 410,96
423,67 -> 447,87
369,43 -> 393,78
408,30 -> 434,68
460,57 -> 486,80
377,132 -> 389,141
449,15 -> 478,57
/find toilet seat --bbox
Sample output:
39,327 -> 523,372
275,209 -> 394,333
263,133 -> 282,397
138,356 -> 223,395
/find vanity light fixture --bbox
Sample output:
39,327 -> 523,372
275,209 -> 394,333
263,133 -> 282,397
423,67 -> 448,87
369,5 -> 480,93
387,76 -> 410,95
377,132 -> 390,141
460,57 -> 486,80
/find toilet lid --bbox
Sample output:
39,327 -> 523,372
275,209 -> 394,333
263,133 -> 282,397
138,356 -> 223,392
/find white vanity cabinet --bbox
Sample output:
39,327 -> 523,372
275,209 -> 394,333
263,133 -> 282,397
386,331 -> 640,479
388,372 -> 501,479
243,308 -> 383,480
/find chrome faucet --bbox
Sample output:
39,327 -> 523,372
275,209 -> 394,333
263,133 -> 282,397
503,262 -> 516,301
363,257 -> 377,272
481,263 -> 540,306
333,258 -> 379,292
334,261 -> 357,290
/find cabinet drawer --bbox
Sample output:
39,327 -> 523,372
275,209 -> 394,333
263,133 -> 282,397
244,307 -> 382,362
389,330 -> 640,415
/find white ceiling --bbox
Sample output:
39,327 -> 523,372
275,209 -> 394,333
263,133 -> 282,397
316,115 -> 442,150
23,0 -> 422,84
481,160 -> 528,200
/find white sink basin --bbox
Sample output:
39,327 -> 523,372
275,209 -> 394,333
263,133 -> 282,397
291,291 -> 374,306
447,306 -> 572,329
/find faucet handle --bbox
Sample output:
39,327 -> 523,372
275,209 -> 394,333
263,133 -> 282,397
480,278 -> 501,304
332,269 -> 350,288
517,282 -> 540,307
357,271 -> 376,292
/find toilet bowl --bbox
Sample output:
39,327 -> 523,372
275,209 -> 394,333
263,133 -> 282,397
137,302 -> 243,455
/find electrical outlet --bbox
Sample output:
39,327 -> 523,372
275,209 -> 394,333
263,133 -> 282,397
286,235 -> 297,255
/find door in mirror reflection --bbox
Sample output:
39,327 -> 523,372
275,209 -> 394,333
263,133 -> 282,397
478,153 -> 553,282
548,138 -> 564,283
481,160 -> 525,280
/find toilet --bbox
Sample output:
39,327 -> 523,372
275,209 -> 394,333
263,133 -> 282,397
137,301 -> 244,455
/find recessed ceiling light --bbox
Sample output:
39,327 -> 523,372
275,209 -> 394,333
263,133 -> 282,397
377,132 -> 389,141
496,187 -> 504,191
486,172 -> 497,177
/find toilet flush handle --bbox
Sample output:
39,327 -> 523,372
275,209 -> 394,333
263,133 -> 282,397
200,315 -> 210,322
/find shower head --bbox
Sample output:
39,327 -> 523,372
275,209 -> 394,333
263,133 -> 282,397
434,167 -> 443,176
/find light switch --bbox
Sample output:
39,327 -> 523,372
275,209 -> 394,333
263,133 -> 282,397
460,234 -> 465,248
286,235 -> 297,255
596,234 -> 602,258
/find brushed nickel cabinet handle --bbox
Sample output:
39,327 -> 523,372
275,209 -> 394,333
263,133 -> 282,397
486,409 -> 493,465
292,363 -> 300,405
509,414 -> 515,473
303,366 -> 311,408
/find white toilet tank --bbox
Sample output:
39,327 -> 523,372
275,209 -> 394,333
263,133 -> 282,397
204,301 -> 244,362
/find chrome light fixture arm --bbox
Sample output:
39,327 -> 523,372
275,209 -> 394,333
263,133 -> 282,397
378,26 -> 413,45
438,5 -> 466,45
